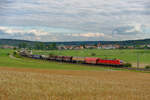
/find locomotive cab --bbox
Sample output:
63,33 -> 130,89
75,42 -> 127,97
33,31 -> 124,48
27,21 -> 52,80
119,60 -> 124,65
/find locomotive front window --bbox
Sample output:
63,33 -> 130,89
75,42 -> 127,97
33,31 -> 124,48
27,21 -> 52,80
120,60 -> 124,63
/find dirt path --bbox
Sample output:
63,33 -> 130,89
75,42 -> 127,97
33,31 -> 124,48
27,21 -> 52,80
9,54 -> 21,60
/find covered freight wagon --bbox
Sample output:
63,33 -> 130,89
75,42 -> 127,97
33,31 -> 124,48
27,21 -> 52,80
41,55 -> 49,60
48,55 -> 56,60
84,57 -> 100,64
72,57 -> 85,63
55,56 -> 64,61
63,56 -> 72,62
32,55 -> 41,59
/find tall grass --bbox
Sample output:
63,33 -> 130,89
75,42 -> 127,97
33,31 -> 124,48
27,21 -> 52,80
0,70 -> 149,100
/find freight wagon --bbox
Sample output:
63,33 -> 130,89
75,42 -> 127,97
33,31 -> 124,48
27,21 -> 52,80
41,55 -> 49,60
48,55 -> 56,60
85,57 -> 99,64
55,56 -> 64,61
63,56 -> 72,62
32,55 -> 41,59
72,57 -> 85,63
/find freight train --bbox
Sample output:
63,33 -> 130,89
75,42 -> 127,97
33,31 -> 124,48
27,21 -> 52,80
19,50 -> 125,67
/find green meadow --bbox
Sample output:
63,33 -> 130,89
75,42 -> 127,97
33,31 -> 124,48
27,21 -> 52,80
0,49 -> 110,71
0,49 -> 150,70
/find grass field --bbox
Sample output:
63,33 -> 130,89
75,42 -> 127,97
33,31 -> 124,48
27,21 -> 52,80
0,49 -> 113,71
33,49 -> 150,68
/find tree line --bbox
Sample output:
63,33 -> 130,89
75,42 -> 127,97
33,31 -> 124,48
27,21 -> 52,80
18,42 -> 57,50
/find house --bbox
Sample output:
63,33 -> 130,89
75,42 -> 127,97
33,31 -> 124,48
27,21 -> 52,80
1,45 -> 15,49
114,45 -> 120,49
147,45 -> 150,48
97,43 -> 102,49
57,45 -> 74,50
101,45 -> 116,49
85,45 -> 97,49
127,46 -> 134,49
57,44 -> 65,50
64,45 -> 74,50
73,46 -> 81,50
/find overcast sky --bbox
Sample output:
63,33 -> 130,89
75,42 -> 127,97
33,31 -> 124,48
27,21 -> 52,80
0,0 -> 150,41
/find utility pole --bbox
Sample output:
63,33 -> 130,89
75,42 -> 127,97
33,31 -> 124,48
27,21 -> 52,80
137,53 -> 140,69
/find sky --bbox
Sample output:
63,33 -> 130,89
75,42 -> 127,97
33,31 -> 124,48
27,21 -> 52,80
0,0 -> 150,42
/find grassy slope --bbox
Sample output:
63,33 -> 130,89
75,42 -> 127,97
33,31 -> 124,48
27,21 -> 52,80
33,49 -> 150,64
0,49 -> 112,71
1,49 -> 149,70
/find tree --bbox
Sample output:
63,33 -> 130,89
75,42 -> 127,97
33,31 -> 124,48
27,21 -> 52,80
35,42 -> 45,50
13,47 -> 17,50
39,43 -> 45,50
18,42 -> 27,49
48,43 -> 57,50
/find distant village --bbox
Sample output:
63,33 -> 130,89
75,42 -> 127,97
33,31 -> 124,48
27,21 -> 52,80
57,43 -> 150,50
1,42 -> 150,50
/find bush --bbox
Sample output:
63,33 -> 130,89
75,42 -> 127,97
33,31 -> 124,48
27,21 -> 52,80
91,53 -> 96,56
123,63 -> 132,68
49,53 -> 55,56
13,52 -> 22,58
13,51 -> 17,55
13,47 -> 17,50
145,65 -> 150,69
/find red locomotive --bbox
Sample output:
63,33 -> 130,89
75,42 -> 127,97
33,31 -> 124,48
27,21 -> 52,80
97,59 -> 124,66
84,57 -> 124,66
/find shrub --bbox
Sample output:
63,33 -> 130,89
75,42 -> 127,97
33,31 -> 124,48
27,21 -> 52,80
13,51 -> 17,55
91,53 -> 96,56
49,53 -> 55,56
145,65 -> 150,69
124,63 -> 132,68
13,47 -> 17,50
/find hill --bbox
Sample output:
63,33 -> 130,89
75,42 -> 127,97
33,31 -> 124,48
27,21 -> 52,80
0,38 -> 150,46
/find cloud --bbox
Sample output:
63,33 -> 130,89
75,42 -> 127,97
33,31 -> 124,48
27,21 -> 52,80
0,26 -> 111,41
125,24 -> 143,33
0,0 -> 150,41
0,26 -> 49,36
0,26 -> 50,41
112,24 -> 149,35
71,33 -> 105,37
